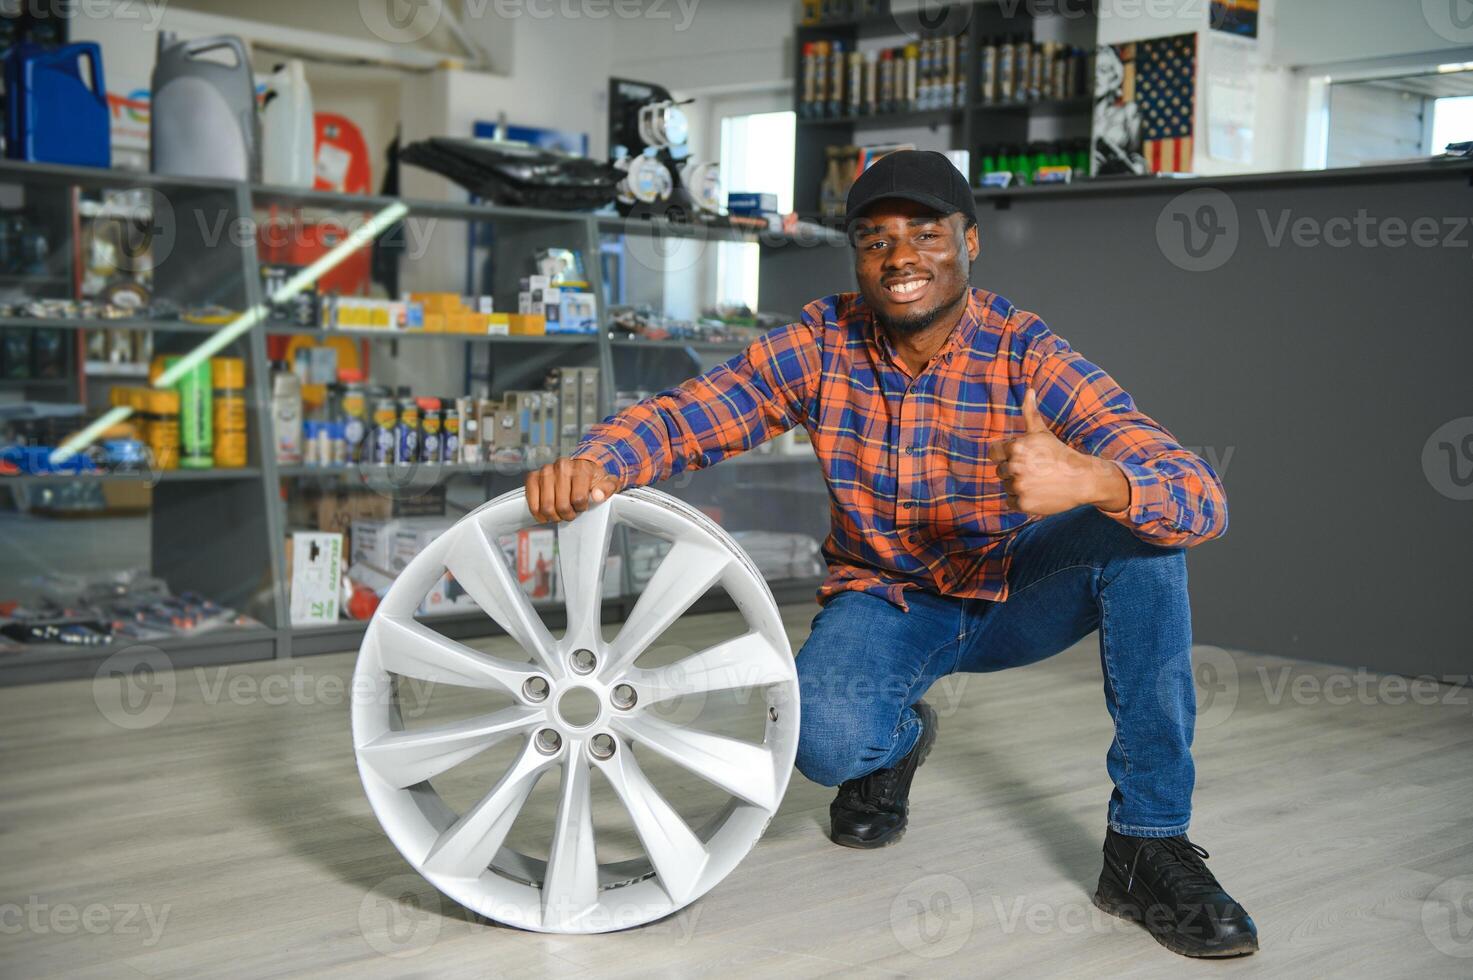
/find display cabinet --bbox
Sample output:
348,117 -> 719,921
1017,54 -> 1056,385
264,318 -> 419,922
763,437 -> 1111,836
0,159 -> 851,685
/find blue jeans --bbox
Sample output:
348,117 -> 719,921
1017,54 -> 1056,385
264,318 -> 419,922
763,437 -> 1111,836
795,506 -> 1196,838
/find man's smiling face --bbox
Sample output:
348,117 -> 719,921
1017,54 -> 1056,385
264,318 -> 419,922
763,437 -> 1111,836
851,198 -> 980,336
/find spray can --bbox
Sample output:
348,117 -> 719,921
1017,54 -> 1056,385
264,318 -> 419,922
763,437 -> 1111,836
370,397 -> 397,464
397,395 -> 420,463
442,402 -> 460,462
338,370 -> 368,462
167,355 -> 213,469
417,397 -> 442,462
211,356 -> 247,468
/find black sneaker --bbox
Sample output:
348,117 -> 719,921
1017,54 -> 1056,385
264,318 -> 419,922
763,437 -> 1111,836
828,701 -> 938,849
1093,828 -> 1259,957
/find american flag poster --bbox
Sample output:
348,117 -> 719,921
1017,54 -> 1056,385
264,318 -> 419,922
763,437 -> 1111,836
1091,33 -> 1197,176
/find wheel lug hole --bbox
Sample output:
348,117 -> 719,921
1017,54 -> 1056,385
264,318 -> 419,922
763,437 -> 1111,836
611,684 -> 637,710
589,733 -> 616,760
570,648 -> 597,674
535,728 -> 562,754
522,676 -> 550,703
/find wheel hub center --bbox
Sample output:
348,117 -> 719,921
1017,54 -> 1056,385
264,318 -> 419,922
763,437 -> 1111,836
556,685 -> 601,728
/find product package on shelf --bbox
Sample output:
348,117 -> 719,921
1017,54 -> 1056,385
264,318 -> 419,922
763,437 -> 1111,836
288,531 -> 343,626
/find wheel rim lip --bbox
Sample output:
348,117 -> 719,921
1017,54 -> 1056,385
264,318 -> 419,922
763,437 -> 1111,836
350,488 -> 801,934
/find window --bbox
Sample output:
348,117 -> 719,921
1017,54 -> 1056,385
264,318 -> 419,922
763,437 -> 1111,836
716,110 -> 796,311
1430,95 -> 1473,153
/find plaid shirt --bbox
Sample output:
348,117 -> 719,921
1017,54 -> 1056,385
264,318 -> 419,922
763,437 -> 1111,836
574,287 -> 1226,609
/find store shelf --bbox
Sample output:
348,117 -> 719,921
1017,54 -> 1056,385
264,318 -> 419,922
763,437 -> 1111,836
0,315 -> 226,334
609,336 -> 755,354
83,361 -> 149,377
597,212 -> 848,249
0,376 -> 69,388
0,624 -> 279,687
263,324 -> 596,345
971,95 -> 1092,116
2,467 -> 262,486
798,108 -> 963,129
276,461 -> 531,482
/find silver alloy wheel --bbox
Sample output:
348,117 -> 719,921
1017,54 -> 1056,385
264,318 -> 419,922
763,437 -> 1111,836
351,487 -> 801,933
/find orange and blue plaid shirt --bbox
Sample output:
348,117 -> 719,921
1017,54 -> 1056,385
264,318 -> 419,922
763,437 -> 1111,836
574,287 -> 1226,609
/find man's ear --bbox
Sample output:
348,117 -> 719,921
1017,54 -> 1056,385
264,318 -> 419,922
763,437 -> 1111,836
965,221 -> 980,261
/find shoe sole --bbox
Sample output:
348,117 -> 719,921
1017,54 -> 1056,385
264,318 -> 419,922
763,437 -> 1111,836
831,826 -> 906,849
827,704 -> 938,851
1092,877 -> 1259,958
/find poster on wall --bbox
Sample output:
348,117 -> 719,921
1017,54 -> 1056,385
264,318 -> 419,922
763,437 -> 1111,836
1210,0 -> 1259,38
1092,33 -> 1197,176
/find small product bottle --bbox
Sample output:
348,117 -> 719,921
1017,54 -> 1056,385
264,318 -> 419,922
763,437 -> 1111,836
997,35 -> 1015,103
418,397 -> 442,463
271,365 -> 303,464
828,40 -> 845,118
442,402 -> 460,463
980,36 -> 997,104
337,369 -> 368,463
211,356 -> 248,469
370,397 -> 398,464
396,392 -> 420,463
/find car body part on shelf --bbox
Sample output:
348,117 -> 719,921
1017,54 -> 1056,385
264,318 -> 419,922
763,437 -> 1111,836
351,486 -> 801,934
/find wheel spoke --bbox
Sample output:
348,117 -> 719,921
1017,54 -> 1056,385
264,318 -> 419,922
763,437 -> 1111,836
443,520 -> 559,675
374,616 -> 544,693
358,706 -> 542,788
423,737 -> 555,878
557,503 -> 615,649
541,755 -> 600,930
600,744 -> 708,905
624,632 -> 791,705
603,538 -> 730,678
612,714 -> 778,812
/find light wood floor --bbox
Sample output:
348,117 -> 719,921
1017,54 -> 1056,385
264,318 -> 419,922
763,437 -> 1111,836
2,604 -> 1471,979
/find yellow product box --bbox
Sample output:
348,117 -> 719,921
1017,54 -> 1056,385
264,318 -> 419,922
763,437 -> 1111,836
487,313 -> 510,336
423,313 -> 446,333
508,313 -> 546,336
411,292 -> 465,315
446,312 -> 490,335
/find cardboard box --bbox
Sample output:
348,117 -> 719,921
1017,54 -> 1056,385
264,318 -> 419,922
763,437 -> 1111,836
458,396 -> 482,463
507,313 -> 546,336
514,528 -> 556,601
419,571 -> 478,617
289,532 -> 343,625
578,367 -> 600,430
491,403 -> 521,450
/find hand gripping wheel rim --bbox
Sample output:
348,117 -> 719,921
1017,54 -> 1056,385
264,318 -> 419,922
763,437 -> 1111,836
350,487 -> 801,934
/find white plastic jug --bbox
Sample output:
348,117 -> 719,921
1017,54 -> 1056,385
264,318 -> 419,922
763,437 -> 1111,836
261,60 -> 314,188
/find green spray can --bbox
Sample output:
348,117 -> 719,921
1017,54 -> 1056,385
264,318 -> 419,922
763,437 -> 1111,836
166,355 -> 214,469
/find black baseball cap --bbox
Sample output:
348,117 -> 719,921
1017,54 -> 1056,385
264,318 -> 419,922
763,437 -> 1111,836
844,149 -> 978,233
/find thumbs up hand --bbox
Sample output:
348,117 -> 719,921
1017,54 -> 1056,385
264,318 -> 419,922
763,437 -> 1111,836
992,388 -> 1128,515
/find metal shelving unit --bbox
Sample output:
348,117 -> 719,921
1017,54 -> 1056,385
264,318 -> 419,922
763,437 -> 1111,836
0,160 -> 837,684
